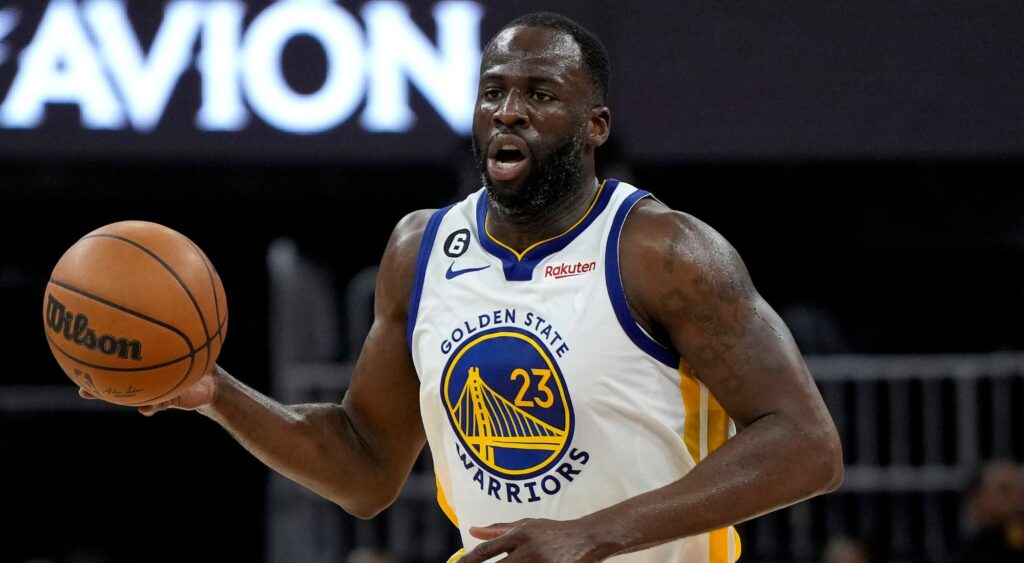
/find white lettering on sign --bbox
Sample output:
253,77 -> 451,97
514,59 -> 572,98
84,0 -> 205,132
241,0 -> 367,134
196,2 -> 247,131
361,1 -> 481,133
0,8 -> 18,66
1,0 -> 123,128
0,0 -> 484,135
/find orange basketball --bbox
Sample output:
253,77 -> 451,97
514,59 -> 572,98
43,221 -> 228,406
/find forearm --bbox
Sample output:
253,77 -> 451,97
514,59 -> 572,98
197,370 -> 390,517
583,414 -> 842,558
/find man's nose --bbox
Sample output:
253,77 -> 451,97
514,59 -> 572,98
494,90 -> 528,128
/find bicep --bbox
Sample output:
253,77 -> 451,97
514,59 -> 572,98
624,208 -> 824,426
342,309 -> 425,467
662,282 -> 816,425
339,211 -> 432,479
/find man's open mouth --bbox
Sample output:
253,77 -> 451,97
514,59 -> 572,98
487,135 -> 531,182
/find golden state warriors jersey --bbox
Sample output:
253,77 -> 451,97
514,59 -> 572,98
408,180 -> 741,562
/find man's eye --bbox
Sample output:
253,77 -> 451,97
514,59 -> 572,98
532,92 -> 553,102
483,89 -> 502,100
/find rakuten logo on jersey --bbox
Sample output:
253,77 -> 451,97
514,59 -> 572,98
0,0 -> 483,134
544,261 -> 597,280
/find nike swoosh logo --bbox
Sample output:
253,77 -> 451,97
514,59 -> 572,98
445,262 -> 490,280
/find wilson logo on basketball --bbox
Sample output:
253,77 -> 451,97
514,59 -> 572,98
45,294 -> 142,361
544,261 -> 596,280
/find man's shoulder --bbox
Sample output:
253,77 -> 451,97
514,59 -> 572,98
620,196 -> 727,265
393,209 -> 438,243
381,209 -> 438,273
390,188 -> 484,256
375,209 -> 441,315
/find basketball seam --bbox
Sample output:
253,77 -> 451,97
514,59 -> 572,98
134,353 -> 195,406
185,238 -> 222,378
82,233 -> 213,348
46,331 -> 192,372
47,321 -> 226,406
47,278 -> 194,351
44,315 -> 225,372
186,239 -> 223,348
66,315 -> 227,407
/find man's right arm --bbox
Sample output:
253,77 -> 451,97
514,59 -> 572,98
126,210 -> 434,518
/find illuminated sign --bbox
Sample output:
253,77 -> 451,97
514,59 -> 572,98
2,0 -> 1010,161
0,0 -> 483,135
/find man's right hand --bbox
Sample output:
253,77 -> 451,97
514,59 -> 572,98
70,209 -> 432,518
78,364 -> 220,416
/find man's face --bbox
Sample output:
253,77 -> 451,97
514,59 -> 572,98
471,26 -> 595,217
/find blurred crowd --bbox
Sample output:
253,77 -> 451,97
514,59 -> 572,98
956,459 -> 1024,562
820,458 -> 1024,563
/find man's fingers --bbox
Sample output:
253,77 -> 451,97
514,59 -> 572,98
463,520 -> 530,561
459,536 -> 515,563
137,398 -> 176,417
76,389 -> 170,416
469,523 -> 516,541
79,382 -> 194,415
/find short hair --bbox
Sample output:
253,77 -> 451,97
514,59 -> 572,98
488,12 -> 611,105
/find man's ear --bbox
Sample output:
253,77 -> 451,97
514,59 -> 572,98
587,106 -> 611,147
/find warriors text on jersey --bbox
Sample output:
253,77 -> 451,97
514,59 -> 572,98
408,180 -> 741,562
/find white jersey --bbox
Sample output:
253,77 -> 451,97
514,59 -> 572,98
408,180 -> 741,562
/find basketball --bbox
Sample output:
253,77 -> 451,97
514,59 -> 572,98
42,221 -> 228,406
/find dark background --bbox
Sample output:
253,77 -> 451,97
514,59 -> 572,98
0,1 -> 1021,562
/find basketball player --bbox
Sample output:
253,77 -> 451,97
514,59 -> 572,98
82,12 -> 842,562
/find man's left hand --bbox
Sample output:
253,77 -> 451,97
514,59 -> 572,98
460,518 -> 603,562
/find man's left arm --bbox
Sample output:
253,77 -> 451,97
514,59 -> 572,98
461,199 -> 842,561
577,199 -> 844,556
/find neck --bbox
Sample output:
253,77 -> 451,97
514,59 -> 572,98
486,174 -> 601,253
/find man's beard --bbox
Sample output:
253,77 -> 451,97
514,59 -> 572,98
473,131 -> 584,220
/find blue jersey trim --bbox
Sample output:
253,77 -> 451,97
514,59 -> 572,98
407,205 -> 455,348
476,180 -> 618,281
604,190 -> 680,369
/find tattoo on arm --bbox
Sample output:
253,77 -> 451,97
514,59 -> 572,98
657,234 -> 789,392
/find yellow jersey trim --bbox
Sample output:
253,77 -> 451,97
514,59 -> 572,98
679,359 -> 702,463
679,359 -> 742,562
484,179 -> 607,261
710,528 -> 729,563
436,475 -> 459,527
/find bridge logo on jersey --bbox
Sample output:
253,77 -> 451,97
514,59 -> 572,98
442,327 -> 574,481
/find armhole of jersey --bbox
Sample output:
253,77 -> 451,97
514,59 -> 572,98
604,190 -> 680,369
435,474 -> 459,528
407,205 -> 455,348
